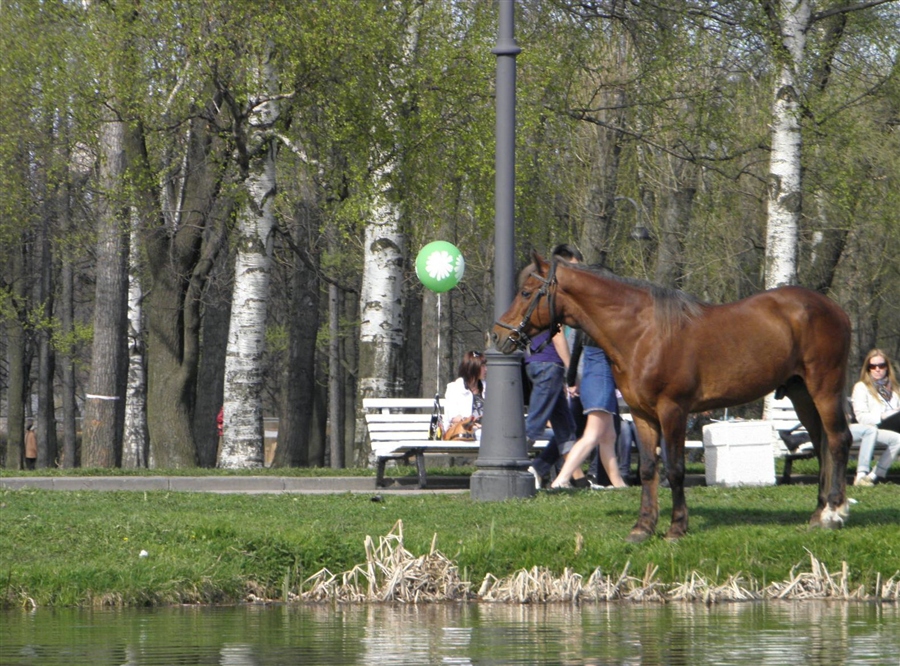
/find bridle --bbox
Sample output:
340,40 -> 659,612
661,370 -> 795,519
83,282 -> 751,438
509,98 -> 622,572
494,258 -> 560,354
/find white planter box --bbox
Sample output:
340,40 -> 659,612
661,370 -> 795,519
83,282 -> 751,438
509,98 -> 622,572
703,421 -> 776,487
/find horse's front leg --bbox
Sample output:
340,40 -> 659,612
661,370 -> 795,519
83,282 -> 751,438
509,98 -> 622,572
627,416 -> 661,543
659,411 -> 689,540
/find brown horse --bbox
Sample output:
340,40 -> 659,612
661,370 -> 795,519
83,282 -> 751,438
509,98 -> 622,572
492,252 -> 853,542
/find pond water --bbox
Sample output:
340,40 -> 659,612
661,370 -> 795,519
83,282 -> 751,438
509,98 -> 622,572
2,601 -> 898,665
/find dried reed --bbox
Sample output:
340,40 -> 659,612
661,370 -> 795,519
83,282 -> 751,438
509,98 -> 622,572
292,521 -> 899,605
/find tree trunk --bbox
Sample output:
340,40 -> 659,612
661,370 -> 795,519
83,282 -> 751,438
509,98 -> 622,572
273,206 -> 321,468
764,0 -> 809,290
36,173 -> 58,468
59,170 -> 79,468
356,182 -> 405,423
328,282 -> 344,468
342,291 -> 360,466
141,108 -> 228,469
220,50 -> 279,469
122,210 -> 148,468
83,114 -> 129,468
4,241 -> 28,470
194,248 -> 231,468
654,161 -> 697,290
579,90 -> 625,267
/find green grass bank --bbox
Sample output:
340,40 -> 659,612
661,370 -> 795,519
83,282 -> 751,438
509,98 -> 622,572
2,466 -> 899,608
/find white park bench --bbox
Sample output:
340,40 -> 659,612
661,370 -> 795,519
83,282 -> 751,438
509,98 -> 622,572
752,396 -> 884,484
363,398 -> 548,488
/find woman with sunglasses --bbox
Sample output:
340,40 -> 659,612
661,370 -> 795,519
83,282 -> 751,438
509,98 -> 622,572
850,349 -> 900,486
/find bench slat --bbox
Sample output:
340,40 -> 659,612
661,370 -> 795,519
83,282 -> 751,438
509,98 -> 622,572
365,414 -> 433,423
363,398 -> 435,410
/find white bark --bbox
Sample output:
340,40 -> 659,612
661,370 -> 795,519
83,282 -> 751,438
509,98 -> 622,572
220,53 -> 279,469
358,175 -> 406,399
764,0 -> 810,290
764,1 -> 811,422
355,3 -> 423,457
123,208 -> 148,468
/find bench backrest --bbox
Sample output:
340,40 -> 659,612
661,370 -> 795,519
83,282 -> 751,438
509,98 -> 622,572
766,396 -> 803,432
363,398 -> 436,412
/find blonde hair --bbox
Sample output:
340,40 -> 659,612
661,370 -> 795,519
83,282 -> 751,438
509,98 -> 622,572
859,348 -> 897,399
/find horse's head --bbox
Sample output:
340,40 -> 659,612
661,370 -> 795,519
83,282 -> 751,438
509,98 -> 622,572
491,251 -> 559,354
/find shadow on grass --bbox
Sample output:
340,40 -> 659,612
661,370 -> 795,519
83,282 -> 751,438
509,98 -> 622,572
688,504 -> 900,529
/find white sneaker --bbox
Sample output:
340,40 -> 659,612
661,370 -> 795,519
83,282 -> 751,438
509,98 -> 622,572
527,466 -> 542,490
855,474 -> 876,487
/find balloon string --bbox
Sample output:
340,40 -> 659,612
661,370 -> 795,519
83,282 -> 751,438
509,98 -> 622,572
436,293 -> 441,396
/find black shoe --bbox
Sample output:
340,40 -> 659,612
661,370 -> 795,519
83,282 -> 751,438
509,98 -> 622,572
571,476 -> 590,488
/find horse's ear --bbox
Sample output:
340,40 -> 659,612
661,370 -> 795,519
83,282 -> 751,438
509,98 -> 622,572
531,250 -> 548,273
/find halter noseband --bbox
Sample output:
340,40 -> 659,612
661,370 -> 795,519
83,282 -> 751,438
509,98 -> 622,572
495,258 -> 560,354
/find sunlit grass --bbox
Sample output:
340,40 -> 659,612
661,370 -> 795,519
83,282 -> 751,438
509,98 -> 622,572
2,480 -> 899,607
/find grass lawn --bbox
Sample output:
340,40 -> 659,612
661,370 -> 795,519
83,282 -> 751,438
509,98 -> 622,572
2,460 -> 899,607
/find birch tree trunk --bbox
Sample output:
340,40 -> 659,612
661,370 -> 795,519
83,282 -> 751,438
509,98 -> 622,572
764,0 -> 809,290
220,152 -> 275,468
220,52 -> 279,469
122,209 -> 148,468
357,182 -> 405,402
354,3 -> 424,456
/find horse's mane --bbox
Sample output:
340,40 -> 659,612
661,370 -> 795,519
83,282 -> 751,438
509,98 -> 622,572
564,262 -> 705,335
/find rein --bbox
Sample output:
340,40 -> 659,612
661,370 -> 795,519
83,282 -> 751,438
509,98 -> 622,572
494,258 -> 560,353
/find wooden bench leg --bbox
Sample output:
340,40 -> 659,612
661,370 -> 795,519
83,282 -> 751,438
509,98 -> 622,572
415,451 -> 427,488
376,457 -> 388,488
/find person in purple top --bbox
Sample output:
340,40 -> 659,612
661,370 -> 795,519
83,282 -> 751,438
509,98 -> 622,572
523,245 -> 581,489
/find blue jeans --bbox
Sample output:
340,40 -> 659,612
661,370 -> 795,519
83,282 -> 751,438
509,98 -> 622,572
525,362 -> 576,477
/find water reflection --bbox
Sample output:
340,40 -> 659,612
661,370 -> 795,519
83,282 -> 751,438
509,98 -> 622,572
2,601 -> 898,665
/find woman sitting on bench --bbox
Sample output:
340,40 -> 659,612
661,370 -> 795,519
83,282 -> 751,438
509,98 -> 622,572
851,348 -> 900,486
443,351 -> 487,437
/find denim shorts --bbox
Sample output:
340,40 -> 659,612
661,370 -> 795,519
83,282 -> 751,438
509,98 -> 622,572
579,346 -> 617,414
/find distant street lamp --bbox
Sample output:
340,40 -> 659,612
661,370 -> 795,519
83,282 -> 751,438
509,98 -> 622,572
616,196 -> 652,242
470,0 -> 535,501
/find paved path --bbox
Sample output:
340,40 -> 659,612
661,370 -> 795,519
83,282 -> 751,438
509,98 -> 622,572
0,475 -> 469,495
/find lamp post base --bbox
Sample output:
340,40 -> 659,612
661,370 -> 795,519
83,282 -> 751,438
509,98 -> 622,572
470,468 -> 536,501
470,349 -> 535,501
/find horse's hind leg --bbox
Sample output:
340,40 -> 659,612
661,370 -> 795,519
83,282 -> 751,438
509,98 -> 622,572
792,384 -> 851,528
816,392 -> 852,528
786,387 -> 829,526
658,406 -> 689,540
627,416 -> 661,543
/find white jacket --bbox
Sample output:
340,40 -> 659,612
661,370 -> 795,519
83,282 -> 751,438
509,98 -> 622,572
443,377 -> 486,430
851,381 -> 900,425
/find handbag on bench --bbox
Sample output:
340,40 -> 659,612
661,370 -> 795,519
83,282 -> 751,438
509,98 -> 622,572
443,416 -> 478,441
428,394 -> 444,441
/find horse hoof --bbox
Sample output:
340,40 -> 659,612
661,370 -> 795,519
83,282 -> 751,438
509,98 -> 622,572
837,502 -> 850,520
810,507 -> 844,530
820,506 -> 845,529
626,528 -> 652,544
664,529 -> 686,542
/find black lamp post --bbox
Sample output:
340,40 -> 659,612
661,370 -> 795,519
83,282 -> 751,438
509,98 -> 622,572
470,0 -> 535,501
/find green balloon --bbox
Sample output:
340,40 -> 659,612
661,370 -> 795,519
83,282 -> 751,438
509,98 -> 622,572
415,241 -> 465,293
